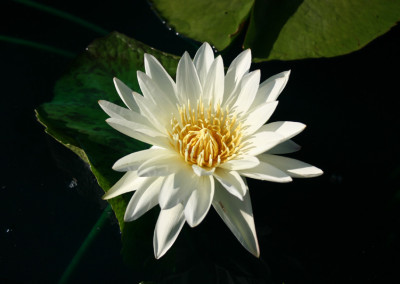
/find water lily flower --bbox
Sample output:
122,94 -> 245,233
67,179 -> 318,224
99,43 -> 322,259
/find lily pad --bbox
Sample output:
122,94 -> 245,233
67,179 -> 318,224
151,0 -> 400,61
36,32 -> 179,273
151,0 -> 254,50
244,0 -> 400,61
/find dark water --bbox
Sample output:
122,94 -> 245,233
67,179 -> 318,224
2,0 -> 400,283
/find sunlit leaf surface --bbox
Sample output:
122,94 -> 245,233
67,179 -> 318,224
151,0 -> 254,50
245,0 -> 400,61
152,0 -> 400,61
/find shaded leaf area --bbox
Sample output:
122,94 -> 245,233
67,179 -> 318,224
152,0 -> 400,61
151,0 -> 254,50
36,31 -> 179,232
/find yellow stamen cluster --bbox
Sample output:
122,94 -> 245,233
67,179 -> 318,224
169,100 -> 243,168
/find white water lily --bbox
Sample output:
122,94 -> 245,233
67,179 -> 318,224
99,43 -> 322,259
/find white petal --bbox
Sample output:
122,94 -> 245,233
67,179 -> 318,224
137,153 -> 184,177
153,204 -> 185,259
106,117 -> 169,147
238,161 -> 292,183
213,168 -> 247,200
259,154 -> 323,178
103,171 -> 142,199
99,100 -> 141,121
212,181 -> 259,257
220,155 -> 260,171
176,52 -> 202,104
193,42 -> 214,88
223,49 -> 252,105
144,53 -> 178,104
241,130 -> 284,157
113,77 -> 140,112
124,177 -> 163,221
202,55 -> 224,106
158,167 -> 196,209
250,71 -> 290,109
242,101 -> 278,135
192,164 -> 215,176
137,71 -> 177,113
131,91 -> 167,133
232,70 -> 260,114
185,176 -> 214,227
112,148 -> 171,172
242,122 -> 305,156
267,139 -> 301,154
262,121 -> 305,139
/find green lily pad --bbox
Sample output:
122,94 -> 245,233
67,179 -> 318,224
152,0 -> 400,61
36,32 -> 180,273
244,0 -> 400,61
151,0 -> 254,50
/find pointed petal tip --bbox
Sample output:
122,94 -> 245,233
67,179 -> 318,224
111,162 -> 121,171
201,42 -> 212,50
245,48 -> 252,59
182,51 -> 190,58
136,69 -> 145,78
186,218 -> 200,228
124,211 -> 137,222
226,189 -> 244,201
283,176 -> 293,183
113,77 -> 123,86
312,167 -> 324,177
243,48 -> 251,55
154,247 -> 162,259
102,192 -> 111,200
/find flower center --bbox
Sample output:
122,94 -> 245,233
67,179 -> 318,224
169,100 -> 243,168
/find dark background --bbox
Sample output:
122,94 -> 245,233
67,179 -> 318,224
1,0 -> 400,283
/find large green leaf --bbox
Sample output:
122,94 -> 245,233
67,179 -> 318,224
151,0 -> 254,50
244,0 -> 400,61
36,32 -> 179,273
152,0 -> 400,61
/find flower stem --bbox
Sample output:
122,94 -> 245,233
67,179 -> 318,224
58,204 -> 112,284
13,0 -> 109,35
0,35 -> 75,58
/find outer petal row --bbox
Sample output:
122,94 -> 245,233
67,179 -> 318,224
242,121 -> 306,156
124,177 -> 163,221
259,154 -> 323,178
154,204 -> 186,259
250,70 -> 290,110
144,53 -> 178,106
212,180 -> 260,257
113,78 -> 140,112
223,49 -> 252,106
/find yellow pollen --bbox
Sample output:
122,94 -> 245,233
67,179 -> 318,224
169,100 -> 243,168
